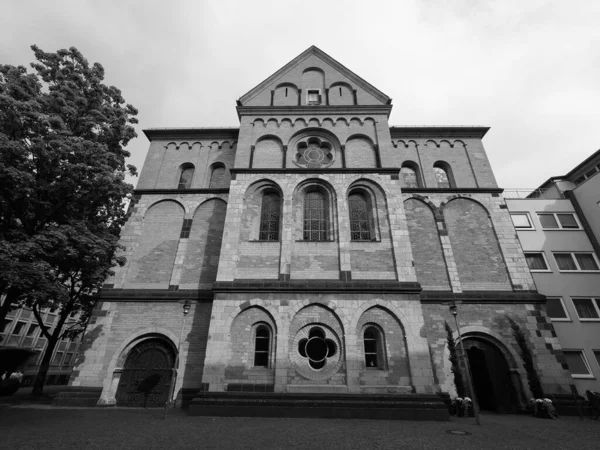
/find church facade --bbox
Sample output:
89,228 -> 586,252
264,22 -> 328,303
70,47 -> 573,411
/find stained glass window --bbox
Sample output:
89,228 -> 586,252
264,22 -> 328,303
178,166 -> 194,189
401,166 -> 419,188
259,193 -> 281,241
349,193 -> 371,241
434,166 -> 450,188
364,327 -> 381,368
303,191 -> 328,241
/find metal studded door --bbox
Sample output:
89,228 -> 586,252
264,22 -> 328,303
115,338 -> 175,407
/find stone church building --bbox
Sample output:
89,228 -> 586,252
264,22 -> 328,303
70,47 -> 573,414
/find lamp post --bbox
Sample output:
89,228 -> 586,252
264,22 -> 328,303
448,300 -> 481,425
163,299 -> 192,419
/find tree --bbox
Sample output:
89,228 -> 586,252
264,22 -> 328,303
506,316 -> 544,399
445,321 -> 465,397
0,46 -> 137,394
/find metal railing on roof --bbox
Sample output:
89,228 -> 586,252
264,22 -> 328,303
503,188 -> 567,200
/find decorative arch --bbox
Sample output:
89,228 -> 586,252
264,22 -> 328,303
400,160 -> 422,188
349,117 -> 363,126
143,199 -> 185,218
208,162 -> 229,188
224,300 -> 281,334
335,117 -> 349,126
426,139 -> 440,148
177,162 -> 195,189
347,179 -> 386,242
287,299 -> 349,334
293,178 -> 338,242
253,118 -> 265,127
241,179 -> 283,241
288,128 -> 341,169
293,117 -> 307,127
345,135 -> 377,168
252,135 -> 284,168
433,160 -> 456,188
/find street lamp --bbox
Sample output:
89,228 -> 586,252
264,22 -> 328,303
448,300 -> 481,426
163,299 -> 192,419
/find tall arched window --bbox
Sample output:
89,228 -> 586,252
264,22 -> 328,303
259,192 -> 281,241
434,163 -> 453,188
401,166 -> 419,188
177,164 -> 195,189
364,326 -> 384,368
254,325 -> 270,367
209,163 -> 227,188
303,191 -> 328,241
348,193 -> 372,241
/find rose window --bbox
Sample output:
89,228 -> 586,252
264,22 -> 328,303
295,137 -> 334,169
298,326 -> 337,370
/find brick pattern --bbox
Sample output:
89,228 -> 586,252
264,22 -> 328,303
225,306 -> 276,386
444,198 -> 511,291
345,137 -> 377,168
125,201 -> 184,288
253,138 -> 283,168
404,198 -> 450,290
422,303 -> 572,398
179,199 -> 227,289
356,306 -> 411,389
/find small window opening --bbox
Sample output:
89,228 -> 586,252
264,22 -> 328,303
307,90 -> 320,105
254,326 -> 270,367
339,87 -> 342,96
364,327 -> 382,368
178,165 -> 194,190
285,87 -> 288,97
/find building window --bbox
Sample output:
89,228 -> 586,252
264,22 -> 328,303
363,326 -> 384,369
563,350 -> 593,378
594,350 -> 600,368
433,162 -> 454,188
546,298 -> 569,321
52,351 -> 64,366
177,164 -> 195,189
1,319 -> 12,333
63,353 -> 74,367
553,252 -> 600,272
253,325 -> 270,368
307,89 -> 321,105
12,321 -> 27,335
510,213 -> 534,229
209,163 -> 228,189
524,252 -> 550,271
400,164 -> 420,188
26,323 -> 38,337
348,193 -> 372,241
303,191 -> 328,241
259,192 -> 281,241
537,213 -> 581,230
572,298 -> 600,320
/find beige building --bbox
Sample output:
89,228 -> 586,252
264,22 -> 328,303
506,150 -> 600,394
68,47 -> 574,416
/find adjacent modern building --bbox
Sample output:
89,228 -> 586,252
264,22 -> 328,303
506,149 -> 600,394
67,47 -> 575,414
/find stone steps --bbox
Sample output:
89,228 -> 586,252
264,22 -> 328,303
189,392 -> 449,421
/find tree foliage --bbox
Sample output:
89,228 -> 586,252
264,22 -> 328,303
506,316 -> 544,399
0,46 -> 137,394
445,320 -> 465,397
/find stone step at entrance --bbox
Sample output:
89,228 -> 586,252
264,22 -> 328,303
189,392 -> 449,421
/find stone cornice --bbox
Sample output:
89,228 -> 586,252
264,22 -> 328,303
231,168 -> 399,175
237,105 -> 392,119
213,280 -> 422,294
133,188 -> 229,195
98,289 -> 214,302
419,290 -> 546,304
143,128 -> 239,141
389,126 -> 490,139
401,187 -> 503,194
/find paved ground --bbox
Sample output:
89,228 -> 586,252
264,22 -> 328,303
0,404 -> 599,450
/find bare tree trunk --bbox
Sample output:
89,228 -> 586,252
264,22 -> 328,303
32,336 -> 57,396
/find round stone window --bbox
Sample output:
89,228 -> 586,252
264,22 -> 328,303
291,324 -> 343,380
294,137 -> 335,169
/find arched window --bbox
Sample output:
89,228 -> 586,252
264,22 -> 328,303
401,165 -> 419,188
303,191 -> 328,241
177,164 -> 195,189
209,163 -> 227,188
434,163 -> 453,188
348,193 -> 372,241
253,325 -> 270,367
259,192 -> 281,241
364,326 -> 384,368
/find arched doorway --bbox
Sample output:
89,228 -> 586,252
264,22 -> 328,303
461,337 -> 519,413
115,338 -> 175,407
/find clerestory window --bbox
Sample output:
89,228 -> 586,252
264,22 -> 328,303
348,193 -> 372,241
259,192 -> 281,241
253,325 -> 271,368
303,191 -> 328,241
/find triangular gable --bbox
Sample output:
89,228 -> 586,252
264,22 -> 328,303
239,46 -> 391,107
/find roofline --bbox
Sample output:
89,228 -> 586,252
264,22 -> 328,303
236,105 -> 393,119
143,127 -> 239,141
238,45 -> 391,105
389,126 -> 490,139
535,148 -> 600,189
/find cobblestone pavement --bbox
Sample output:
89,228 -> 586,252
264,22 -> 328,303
0,406 -> 599,450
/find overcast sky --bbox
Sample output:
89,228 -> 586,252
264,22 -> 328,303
2,0 -> 600,189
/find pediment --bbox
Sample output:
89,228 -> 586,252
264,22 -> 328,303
239,46 -> 391,107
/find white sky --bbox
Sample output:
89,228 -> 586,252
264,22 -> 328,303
2,0 -> 600,189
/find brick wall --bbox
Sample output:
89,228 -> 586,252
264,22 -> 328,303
404,198 -> 450,290
179,199 -> 227,289
253,138 -> 283,168
444,198 -> 511,290
124,201 -> 184,289
345,137 -> 377,168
